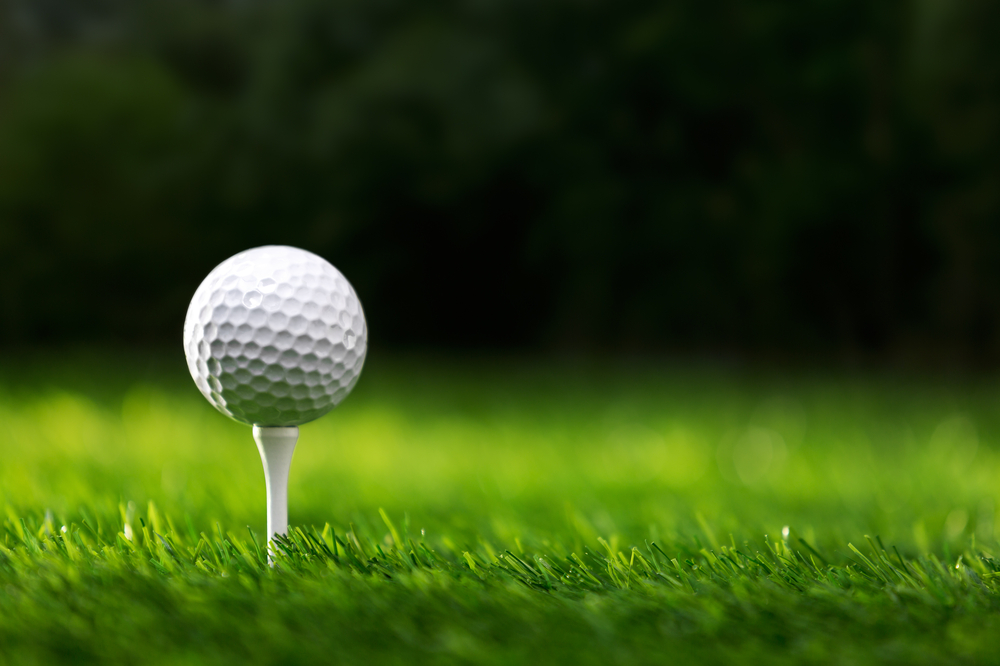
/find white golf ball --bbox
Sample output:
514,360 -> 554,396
183,245 -> 367,426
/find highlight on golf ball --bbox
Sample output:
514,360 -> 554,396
183,245 -> 367,427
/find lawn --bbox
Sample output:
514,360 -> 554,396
1,350 -> 1000,664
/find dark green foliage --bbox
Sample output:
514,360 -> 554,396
1,1 -> 1000,354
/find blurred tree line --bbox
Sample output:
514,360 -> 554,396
0,0 -> 999,359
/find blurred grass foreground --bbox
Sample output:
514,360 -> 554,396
4,353 -> 1000,663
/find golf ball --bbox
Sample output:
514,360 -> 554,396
183,245 -> 367,426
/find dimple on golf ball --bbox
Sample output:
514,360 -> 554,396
183,245 -> 367,426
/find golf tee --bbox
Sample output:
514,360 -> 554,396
252,425 -> 299,559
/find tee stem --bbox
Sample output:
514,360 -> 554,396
252,425 -> 299,561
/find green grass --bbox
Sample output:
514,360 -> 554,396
3,351 -> 1000,664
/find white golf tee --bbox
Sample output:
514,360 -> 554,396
252,425 -> 299,558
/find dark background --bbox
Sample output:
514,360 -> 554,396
1,0 -> 998,361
